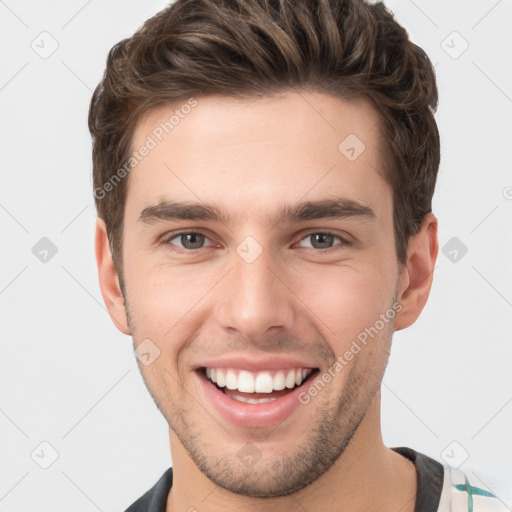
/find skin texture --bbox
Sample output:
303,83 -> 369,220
95,91 -> 438,511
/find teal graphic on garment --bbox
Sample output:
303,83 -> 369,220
454,475 -> 497,512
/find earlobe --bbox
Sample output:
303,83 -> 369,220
95,217 -> 131,335
394,213 -> 439,331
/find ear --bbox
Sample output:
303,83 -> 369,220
95,217 -> 131,335
394,213 -> 438,331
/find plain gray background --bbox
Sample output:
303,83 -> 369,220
1,0 -> 511,510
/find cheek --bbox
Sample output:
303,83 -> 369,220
124,260 -> 217,342
296,261 -> 397,349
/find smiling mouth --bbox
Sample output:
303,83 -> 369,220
199,366 -> 320,404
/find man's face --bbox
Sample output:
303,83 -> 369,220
119,91 -> 405,495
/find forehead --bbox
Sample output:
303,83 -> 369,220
125,91 -> 390,226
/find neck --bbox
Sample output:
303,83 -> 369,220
166,390 -> 417,512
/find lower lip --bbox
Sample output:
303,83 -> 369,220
196,370 -> 314,429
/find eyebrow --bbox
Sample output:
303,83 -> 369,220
138,197 -> 376,226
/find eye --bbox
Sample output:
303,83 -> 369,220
160,230 -> 349,253
163,231 -> 215,251
297,231 -> 347,251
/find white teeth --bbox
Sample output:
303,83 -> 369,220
206,367 -> 312,393
216,369 -> 226,387
273,370 -> 286,390
255,372 -> 273,393
285,369 -> 296,389
238,371 -> 255,393
225,369 -> 238,390
232,395 -> 278,404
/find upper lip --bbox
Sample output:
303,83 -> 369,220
193,356 -> 319,372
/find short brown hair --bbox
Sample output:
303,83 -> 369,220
89,0 -> 440,283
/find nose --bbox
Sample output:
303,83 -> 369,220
214,245 -> 296,341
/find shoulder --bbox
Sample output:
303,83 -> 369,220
438,466 -> 511,512
124,467 -> 173,512
392,447 -> 511,512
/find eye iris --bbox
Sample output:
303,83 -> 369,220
311,233 -> 334,249
176,233 -> 337,250
181,233 -> 204,249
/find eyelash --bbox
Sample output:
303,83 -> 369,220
160,230 -> 351,254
